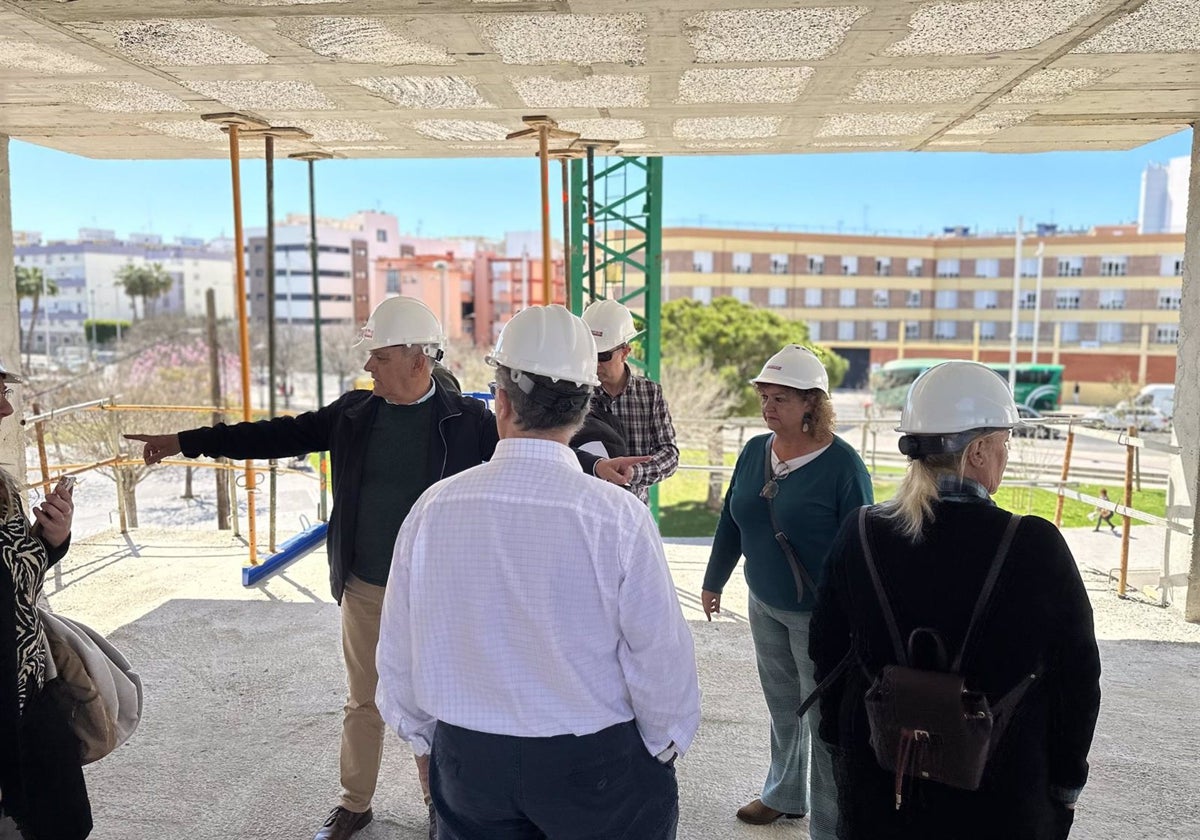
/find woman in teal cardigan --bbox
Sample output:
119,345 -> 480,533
701,345 -> 872,839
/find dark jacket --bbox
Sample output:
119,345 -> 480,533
179,384 -> 499,602
809,501 -> 1101,840
2,519 -> 91,839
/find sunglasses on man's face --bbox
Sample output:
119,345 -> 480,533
597,344 -> 628,363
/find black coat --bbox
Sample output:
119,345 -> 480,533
809,501 -> 1101,840
179,384 -> 499,602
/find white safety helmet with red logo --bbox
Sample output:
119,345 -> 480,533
354,296 -> 445,359
581,299 -> 639,353
751,345 -> 829,394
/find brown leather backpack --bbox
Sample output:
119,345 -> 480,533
856,508 -> 1038,809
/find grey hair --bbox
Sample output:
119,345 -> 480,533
495,365 -> 589,435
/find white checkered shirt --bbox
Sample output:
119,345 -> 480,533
376,438 -> 701,758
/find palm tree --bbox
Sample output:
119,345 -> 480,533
116,262 -> 174,321
15,264 -> 59,369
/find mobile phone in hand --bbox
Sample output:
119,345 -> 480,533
56,475 -> 77,494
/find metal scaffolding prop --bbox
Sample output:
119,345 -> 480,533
569,154 -> 665,515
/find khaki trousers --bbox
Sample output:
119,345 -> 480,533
339,574 -> 429,812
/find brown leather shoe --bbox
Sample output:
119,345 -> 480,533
313,807 -> 373,840
736,799 -> 805,825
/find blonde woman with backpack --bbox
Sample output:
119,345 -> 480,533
809,361 -> 1100,840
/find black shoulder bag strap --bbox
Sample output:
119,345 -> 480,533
763,434 -> 819,604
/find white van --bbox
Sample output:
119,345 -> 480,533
1133,384 -> 1175,419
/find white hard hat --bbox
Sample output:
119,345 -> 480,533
896,360 -> 1019,435
487,305 -> 600,387
0,359 -> 24,385
355,296 -> 445,357
751,345 -> 829,394
581,299 -> 638,353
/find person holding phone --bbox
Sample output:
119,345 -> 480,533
0,360 -> 90,840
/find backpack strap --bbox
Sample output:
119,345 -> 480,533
858,506 -> 907,666
951,514 -> 1022,672
763,435 -> 819,603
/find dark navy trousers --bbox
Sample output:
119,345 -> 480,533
430,720 -> 679,840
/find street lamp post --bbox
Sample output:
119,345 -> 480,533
434,259 -> 450,337
1007,216 -> 1023,396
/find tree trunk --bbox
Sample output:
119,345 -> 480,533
182,466 -> 194,500
706,424 -> 725,512
124,467 -> 139,528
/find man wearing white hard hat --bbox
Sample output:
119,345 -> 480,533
377,305 -> 700,840
581,299 -> 679,503
126,297 -> 642,840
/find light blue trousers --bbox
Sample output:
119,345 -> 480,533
749,593 -> 838,840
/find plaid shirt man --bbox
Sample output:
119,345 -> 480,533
592,367 -> 679,503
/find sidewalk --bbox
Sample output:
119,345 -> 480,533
45,526 -> 1200,839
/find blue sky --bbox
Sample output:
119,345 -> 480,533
8,129 -> 1192,243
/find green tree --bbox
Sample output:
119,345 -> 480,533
116,262 -> 174,321
661,296 -> 848,414
15,264 -> 59,368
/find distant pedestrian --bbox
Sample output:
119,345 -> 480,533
1073,382 -> 1081,405
1093,488 -> 1117,533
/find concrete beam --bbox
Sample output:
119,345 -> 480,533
0,135 -> 25,485
1179,125 -> 1200,622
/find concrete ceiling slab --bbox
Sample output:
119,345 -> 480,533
0,0 -> 1196,159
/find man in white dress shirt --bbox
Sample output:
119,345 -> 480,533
377,304 -> 700,840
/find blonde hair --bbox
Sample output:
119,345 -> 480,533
878,431 -> 1006,542
802,389 -> 837,441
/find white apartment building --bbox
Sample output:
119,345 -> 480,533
1139,156 -> 1190,234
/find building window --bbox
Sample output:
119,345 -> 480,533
1054,290 -> 1080,310
692,286 -> 712,303
934,290 -> 957,309
376,230 -> 388,243
808,255 -> 825,275
1098,322 -> 1124,343
906,290 -> 921,308
905,321 -> 920,339
873,290 -> 889,307
875,258 -> 891,276
1020,257 -> 1039,278
732,286 -> 751,303
1060,321 -> 1080,342
1057,257 -> 1083,277
808,321 -> 821,341
1162,254 -> 1184,276
1019,291 -> 1037,310
837,320 -> 855,340
1155,324 -> 1180,344
974,290 -> 998,309
1098,289 -> 1125,310
839,288 -> 857,307
979,321 -> 996,340
1158,289 -> 1182,310
975,258 -> 999,278
385,269 -> 400,293
770,254 -> 789,275
935,259 -> 960,278
732,252 -> 752,274
804,287 -> 823,307
693,251 -> 713,273
907,258 -> 923,277
871,320 -> 888,340
841,256 -> 858,276
934,320 -> 957,339
768,287 -> 787,307
1099,257 -> 1127,277
1016,321 -> 1034,340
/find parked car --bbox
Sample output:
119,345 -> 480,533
1013,405 -> 1062,439
1081,405 -> 1171,433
